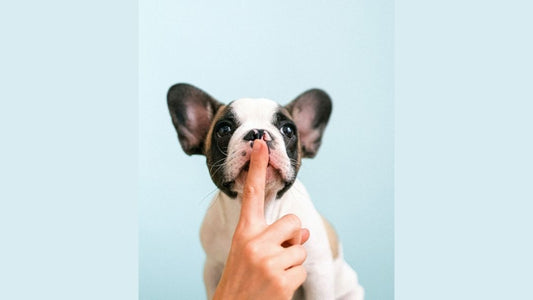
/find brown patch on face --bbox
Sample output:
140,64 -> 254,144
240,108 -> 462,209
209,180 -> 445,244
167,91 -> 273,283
277,106 -> 292,118
272,106 -> 303,198
321,215 -> 340,259
204,104 -> 240,198
202,104 -> 227,155
278,106 -> 303,167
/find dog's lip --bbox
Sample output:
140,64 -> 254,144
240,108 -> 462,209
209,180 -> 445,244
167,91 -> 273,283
222,181 -> 234,188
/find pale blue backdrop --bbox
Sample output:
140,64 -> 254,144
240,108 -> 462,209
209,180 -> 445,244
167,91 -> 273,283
3,1 -> 530,300
139,1 -> 393,299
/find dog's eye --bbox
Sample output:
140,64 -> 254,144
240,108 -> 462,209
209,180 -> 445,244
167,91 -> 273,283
216,124 -> 232,137
280,124 -> 295,138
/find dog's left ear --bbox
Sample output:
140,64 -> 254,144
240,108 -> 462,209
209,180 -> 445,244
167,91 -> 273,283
285,89 -> 332,158
167,83 -> 223,155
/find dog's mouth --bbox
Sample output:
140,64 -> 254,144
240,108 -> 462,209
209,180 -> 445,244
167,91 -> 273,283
219,146 -> 297,199
221,159 -> 294,199
239,159 -> 281,176
232,158 -> 283,187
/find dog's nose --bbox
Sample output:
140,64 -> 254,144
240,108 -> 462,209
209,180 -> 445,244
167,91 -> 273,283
243,129 -> 272,142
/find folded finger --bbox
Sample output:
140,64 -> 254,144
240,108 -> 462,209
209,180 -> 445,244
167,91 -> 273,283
263,214 -> 302,245
273,245 -> 307,270
284,265 -> 307,290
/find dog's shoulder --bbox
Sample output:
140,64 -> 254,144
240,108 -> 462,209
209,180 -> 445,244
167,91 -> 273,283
282,180 -> 339,260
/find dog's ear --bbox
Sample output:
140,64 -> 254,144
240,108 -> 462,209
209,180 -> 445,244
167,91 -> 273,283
285,89 -> 332,158
167,83 -> 223,155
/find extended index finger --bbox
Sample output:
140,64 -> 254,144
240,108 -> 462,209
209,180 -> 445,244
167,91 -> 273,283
239,139 -> 269,227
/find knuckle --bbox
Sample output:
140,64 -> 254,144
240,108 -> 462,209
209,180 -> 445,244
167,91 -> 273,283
261,258 -> 277,277
292,266 -> 307,286
243,241 -> 261,260
260,257 -> 272,270
243,185 -> 256,198
283,214 -> 301,228
274,276 -> 289,291
295,245 -> 307,261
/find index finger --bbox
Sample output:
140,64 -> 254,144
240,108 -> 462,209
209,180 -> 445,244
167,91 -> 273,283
239,139 -> 269,227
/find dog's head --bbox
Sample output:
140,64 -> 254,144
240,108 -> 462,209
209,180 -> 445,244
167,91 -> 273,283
167,83 -> 332,199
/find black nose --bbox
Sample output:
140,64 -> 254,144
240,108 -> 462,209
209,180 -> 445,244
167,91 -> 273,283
243,129 -> 265,141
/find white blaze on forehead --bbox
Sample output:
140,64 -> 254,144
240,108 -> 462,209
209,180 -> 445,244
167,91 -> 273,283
230,98 -> 279,126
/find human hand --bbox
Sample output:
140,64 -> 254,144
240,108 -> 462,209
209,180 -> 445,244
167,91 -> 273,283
213,139 -> 310,300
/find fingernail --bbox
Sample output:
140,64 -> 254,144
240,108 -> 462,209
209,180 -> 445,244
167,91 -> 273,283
252,140 -> 260,153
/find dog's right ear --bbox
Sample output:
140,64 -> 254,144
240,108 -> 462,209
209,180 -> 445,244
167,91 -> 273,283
167,83 -> 223,155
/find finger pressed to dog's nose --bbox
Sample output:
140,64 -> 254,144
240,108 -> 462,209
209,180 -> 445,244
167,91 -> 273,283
238,139 -> 269,227
243,129 -> 272,142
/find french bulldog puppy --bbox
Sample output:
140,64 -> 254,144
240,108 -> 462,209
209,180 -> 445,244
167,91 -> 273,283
167,83 -> 364,300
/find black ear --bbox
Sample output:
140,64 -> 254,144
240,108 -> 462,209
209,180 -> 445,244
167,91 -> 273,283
285,89 -> 332,158
167,83 -> 223,155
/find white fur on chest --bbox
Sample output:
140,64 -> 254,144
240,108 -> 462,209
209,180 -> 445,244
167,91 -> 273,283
200,180 -> 322,260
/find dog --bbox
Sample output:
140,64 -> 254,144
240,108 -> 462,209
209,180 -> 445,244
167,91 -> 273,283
167,83 -> 364,299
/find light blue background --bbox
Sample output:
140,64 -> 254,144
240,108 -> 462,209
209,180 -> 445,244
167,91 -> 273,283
395,0 -> 533,299
139,1 -> 393,299
1,0 -> 138,299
